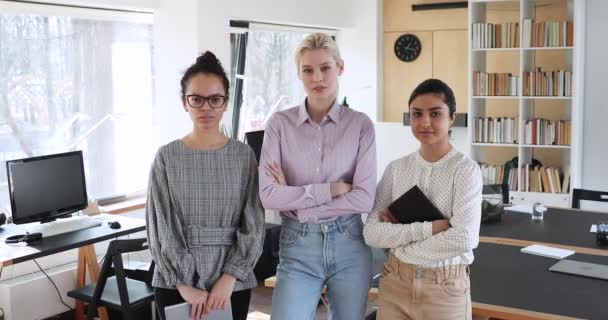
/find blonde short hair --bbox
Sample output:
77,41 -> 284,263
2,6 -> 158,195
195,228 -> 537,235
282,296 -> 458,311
294,32 -> 342,72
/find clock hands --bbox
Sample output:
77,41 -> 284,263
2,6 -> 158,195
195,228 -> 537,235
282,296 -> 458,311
395,34 -> 420,61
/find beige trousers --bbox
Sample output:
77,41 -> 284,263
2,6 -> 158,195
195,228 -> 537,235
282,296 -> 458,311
377,254 -> 472,320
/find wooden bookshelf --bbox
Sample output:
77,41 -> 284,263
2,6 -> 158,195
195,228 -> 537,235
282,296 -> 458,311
468,0 -> 585,208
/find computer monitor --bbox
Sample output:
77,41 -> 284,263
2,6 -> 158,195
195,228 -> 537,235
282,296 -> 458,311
245,130 -> 264,163
6,151 -> 88,224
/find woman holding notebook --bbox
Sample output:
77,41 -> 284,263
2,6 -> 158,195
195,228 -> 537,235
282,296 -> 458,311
259,32 -> 377,319
146,51 -> 264,320
363,79 -> 482,320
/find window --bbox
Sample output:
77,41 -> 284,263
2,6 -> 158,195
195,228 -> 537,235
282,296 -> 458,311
230,23 -> 336,140
0,2 -> 155,211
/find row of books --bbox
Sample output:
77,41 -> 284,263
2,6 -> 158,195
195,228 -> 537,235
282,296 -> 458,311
520,165 -> 570,194
480,163 -> 570,194
474,117 -> 518,144
523,119 -> 571,145
522,69 -> 573,97
473,72 -> 520,96
480,163 -> 517,191
471,20 -> 573,49
522,19 -> 573,48
472,22 -> 519,49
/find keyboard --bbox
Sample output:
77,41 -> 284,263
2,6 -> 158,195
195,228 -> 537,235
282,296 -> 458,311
25,215 -> 103,237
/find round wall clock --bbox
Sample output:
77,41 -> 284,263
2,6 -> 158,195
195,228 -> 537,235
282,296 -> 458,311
394,34 -> 422,62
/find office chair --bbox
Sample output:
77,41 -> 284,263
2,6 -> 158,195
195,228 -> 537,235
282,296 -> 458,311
67,238 -> 155,320
245,130 -> 264,163
572,188 -> 608,209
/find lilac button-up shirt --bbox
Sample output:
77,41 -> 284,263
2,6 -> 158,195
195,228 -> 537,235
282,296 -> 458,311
259,100 -> 377,223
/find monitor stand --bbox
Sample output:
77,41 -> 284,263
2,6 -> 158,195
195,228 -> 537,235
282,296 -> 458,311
39,216 -> 58,224
39,211 -> 76,224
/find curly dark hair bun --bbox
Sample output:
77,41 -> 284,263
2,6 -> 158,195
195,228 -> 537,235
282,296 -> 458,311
180,51 -> 229,99
196,51 -> 218,66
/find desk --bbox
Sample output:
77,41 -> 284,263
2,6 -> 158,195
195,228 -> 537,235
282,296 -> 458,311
0,213 -> 145,320
471,242 -> 606,320
480,208 -> 608,256
472,207 -> 608,319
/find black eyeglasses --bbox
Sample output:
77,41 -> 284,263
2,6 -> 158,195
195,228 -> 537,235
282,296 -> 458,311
185,94 -> 227,109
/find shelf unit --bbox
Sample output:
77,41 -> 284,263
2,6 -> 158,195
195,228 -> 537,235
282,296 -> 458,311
468,0 -> 585,208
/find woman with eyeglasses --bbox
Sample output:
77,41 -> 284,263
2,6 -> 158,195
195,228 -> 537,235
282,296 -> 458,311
146,51 -> 265,320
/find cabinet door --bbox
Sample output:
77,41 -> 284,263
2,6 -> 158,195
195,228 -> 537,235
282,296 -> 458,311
383,31 -> 433,122
432,30 -> 468,114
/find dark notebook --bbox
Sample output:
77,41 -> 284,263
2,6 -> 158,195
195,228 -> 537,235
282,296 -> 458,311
387,185 -> 444,224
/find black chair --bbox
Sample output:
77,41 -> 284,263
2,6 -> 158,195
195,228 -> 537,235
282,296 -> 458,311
365,310 -> 377,320
245,130 -> 264,163
68,238 -> 155,320
253,223 -> 281,281
572,188 -> 608,209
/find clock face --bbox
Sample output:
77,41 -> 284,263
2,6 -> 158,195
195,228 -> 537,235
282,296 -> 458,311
394,34 -> 422,62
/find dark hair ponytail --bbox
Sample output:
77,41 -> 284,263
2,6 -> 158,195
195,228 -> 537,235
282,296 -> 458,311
408,79 -> 456,117
180,51 -> 229,100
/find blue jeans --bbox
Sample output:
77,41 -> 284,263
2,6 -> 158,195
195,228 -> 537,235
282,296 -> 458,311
271,214 -> 372,320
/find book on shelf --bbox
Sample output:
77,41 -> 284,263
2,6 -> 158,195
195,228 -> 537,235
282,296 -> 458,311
553,168 -> 562,193
472,22 -> 519,49
531,166 -> 539,193
524,119 -> 571,145
523,68 -> 573,97
562,169 -> 571,194
473,117 -> 517,144
522,19 -> 573,48
473,72 -> 519,96
547,168 -> 556,193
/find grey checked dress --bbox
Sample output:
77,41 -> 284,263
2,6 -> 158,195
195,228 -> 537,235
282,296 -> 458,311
146,139 -> 265,291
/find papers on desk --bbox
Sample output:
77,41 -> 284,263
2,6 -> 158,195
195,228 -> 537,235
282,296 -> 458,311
521,244 -> 574,259
504,204 -> 534,214
591,225 -> 597,233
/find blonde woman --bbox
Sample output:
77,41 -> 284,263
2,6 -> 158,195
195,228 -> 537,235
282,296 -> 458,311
259,33 -> 377,319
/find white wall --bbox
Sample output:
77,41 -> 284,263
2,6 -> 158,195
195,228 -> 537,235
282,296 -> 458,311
582,0 -> 608,192
153,0 -> 200,144
339,0 -> 383,122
